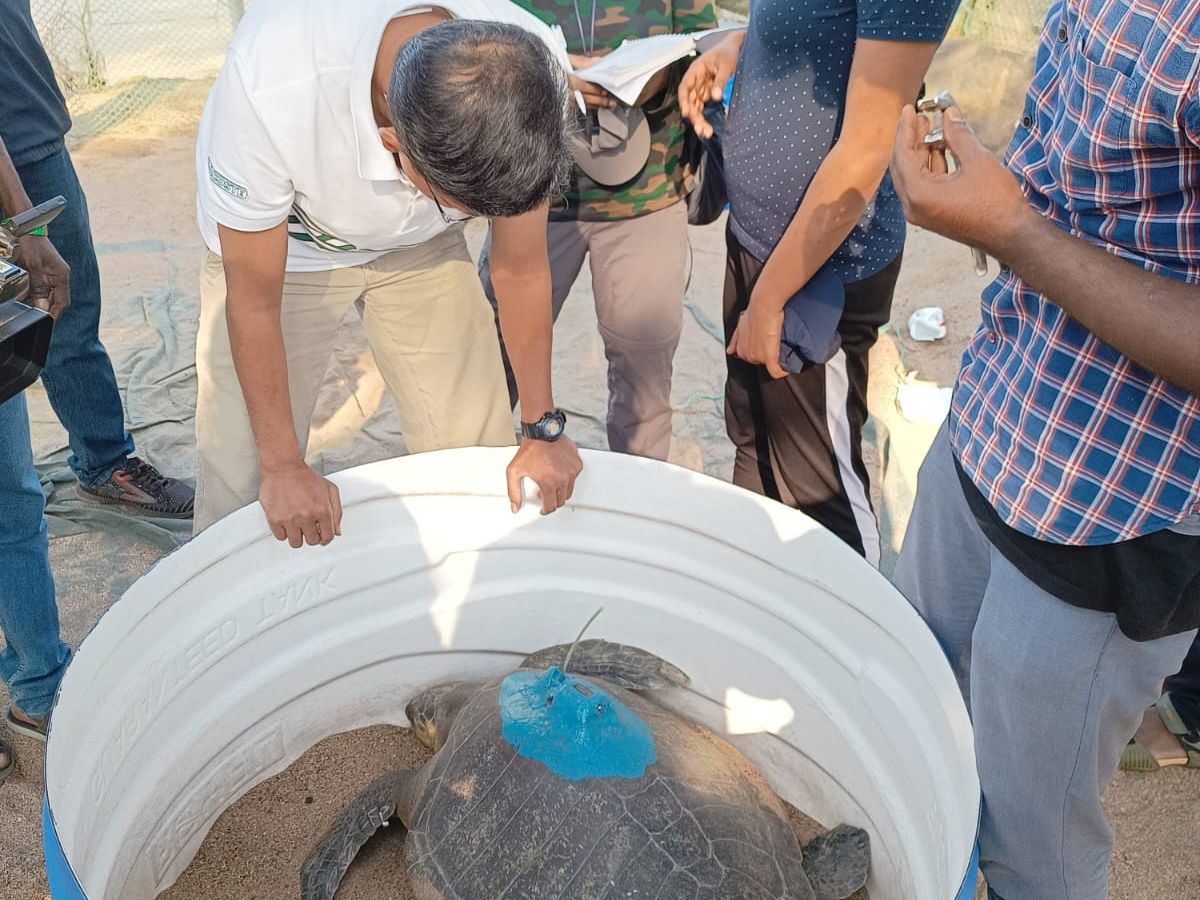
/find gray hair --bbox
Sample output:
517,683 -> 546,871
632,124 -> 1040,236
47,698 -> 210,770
388,19 -> 573,218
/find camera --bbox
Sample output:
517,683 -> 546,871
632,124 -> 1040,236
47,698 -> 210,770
0,196 -> 65,405
1,257 -> 31,301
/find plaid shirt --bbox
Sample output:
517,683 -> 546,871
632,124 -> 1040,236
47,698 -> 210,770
950,0 -> 1200,546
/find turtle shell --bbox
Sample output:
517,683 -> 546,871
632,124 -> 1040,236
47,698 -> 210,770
402,672 -> 817,900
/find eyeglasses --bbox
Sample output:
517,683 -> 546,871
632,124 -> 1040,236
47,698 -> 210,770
430,190 -> 474,225
394,135 -> 475,224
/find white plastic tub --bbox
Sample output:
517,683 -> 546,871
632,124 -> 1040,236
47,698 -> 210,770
43,448 -> 980,899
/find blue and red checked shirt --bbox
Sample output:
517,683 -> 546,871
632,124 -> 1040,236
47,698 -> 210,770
950,0 -> 1200,547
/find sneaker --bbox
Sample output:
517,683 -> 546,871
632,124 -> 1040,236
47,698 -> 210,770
76,456 -> 194,518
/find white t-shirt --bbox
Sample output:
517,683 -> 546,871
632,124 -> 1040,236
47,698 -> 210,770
195,0 -> 568,272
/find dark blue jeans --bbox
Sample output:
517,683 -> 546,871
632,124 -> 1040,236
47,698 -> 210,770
0,394 -> 71,717
15,146 -> 134,486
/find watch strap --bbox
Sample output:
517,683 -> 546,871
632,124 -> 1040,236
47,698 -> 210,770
521,408 -> 567,441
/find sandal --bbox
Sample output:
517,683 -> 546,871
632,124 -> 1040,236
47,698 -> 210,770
3,708 -> 47,744
0,735 -> 13,785
1120,694 -> 1200,772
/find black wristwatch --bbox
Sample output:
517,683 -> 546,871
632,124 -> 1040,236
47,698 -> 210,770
521,408 -> 567,442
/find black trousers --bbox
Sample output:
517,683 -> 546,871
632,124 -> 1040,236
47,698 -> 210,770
723,225 -> 901,564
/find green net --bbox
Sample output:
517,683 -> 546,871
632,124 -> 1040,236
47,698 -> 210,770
948,0 -> 1052,53
32,0 -> 1053,145
32,0 -> 247,144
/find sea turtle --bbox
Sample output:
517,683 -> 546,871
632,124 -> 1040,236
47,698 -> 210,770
301,639 -> 870,900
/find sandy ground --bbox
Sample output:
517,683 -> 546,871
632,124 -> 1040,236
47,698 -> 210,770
157,726 -> 868,900
0,35 -> 1196,900
159,727 -> 425,900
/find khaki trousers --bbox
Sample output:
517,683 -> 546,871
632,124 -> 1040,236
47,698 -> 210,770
193,228 -> 513,532
478,201 -> 688,461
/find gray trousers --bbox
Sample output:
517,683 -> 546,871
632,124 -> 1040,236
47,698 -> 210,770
479,201 -> 688,460
894,428 -> 1195,900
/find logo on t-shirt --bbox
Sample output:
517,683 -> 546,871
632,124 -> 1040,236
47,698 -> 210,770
287,204 -> 358,252
207,159 -> 248,201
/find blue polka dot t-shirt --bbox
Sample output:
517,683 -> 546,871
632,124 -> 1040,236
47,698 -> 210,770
724,0 -> 958,281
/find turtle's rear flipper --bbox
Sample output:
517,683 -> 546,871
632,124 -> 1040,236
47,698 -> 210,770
300,769 -> 409,900
801,824 -> 871,900
522,639 -> 689,690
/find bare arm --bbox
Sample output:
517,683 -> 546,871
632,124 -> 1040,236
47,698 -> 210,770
218,222 -> 298,467
489,205 -> 583,514
217,222 -> 342,545
636,68 -> 671,107
490,205 -> 556,421
891,106 -> 1200,395
0,135 -> 71,318
0,137 -> 32,215
1004,217 -> 1200,394
730,39 -> 939,377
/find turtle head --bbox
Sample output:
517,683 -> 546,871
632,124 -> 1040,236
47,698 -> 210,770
406,680 -> 480,752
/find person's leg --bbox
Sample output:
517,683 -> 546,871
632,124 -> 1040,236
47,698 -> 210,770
478,220 -> 586,409
0,394 -> 71,725
723,225 -> 772,492
891,424 -> 993,698
970,551 -> 1195,900
724,225 -> 897,564
192,253 -> 361,532
1120,630 -> 1200,769
896,428 -> 1198,897
1118,508 -> 1200,768
360,229 -> 515,452
814,258 -> 900,565
1165,634 -> 1200,731
586,203 -> 687,460
17,148 -> 194,516
14,148 -> 131,482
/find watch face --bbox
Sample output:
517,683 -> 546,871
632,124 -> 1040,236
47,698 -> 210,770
544,416 -> 564,438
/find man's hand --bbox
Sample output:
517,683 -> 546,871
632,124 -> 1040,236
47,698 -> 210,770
488,207 -> 582,511
727,297 -> 787,379
259,460 -> 343,548
568,53 -> 615,110
679,34 -> 742,138
506,436 -> 583,515
893,103 -> 1200,393
634,67 -> 671,107
570,75 -> 615,110
891,104 -> 1033,257
12,234 -> 70,319
217,221 -> 335,548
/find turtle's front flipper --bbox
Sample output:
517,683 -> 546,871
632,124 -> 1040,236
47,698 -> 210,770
801,824 -> 871,900
521,639 -> 689,690
300,769 -> 410,900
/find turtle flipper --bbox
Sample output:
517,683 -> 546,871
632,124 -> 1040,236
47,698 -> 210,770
801,824 -> 871,900
300,769 -> 410,900
521,639 -> 690,690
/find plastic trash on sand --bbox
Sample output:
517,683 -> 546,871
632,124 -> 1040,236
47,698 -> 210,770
908,307 -> 947,342
896,369 -> 953,424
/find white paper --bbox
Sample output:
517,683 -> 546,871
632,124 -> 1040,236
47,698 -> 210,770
571,34 -> 695,104
571,26 -> 744,106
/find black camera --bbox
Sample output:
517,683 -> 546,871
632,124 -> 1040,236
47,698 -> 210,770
0,196 -> 66,405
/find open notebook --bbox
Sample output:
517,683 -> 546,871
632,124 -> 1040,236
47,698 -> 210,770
562,25 -> 746,106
